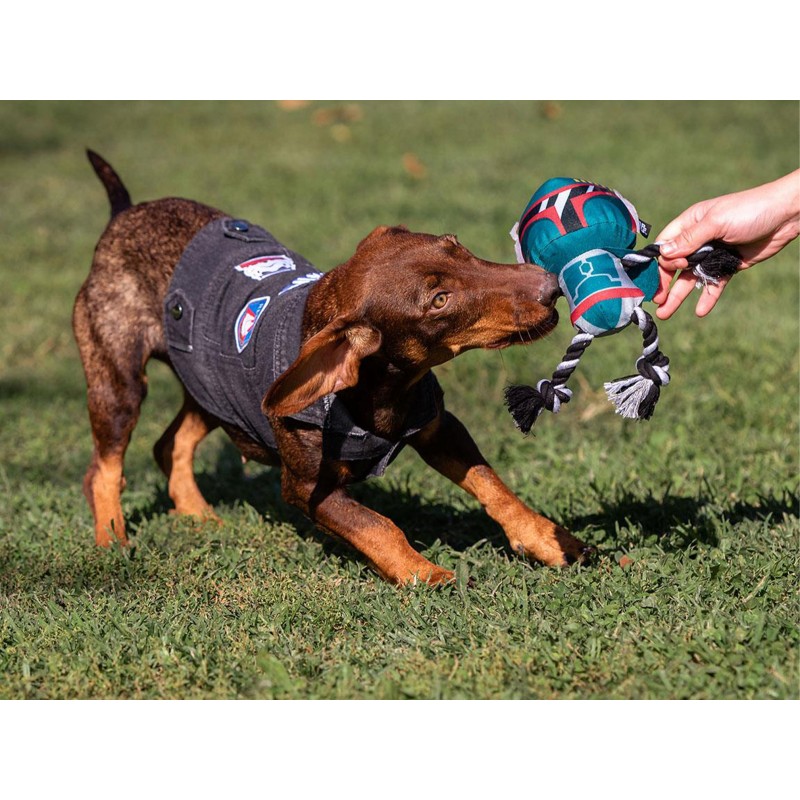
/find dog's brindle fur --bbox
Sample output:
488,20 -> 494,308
73,152 -> 590,585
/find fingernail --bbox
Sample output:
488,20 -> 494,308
660,241 -> 676,256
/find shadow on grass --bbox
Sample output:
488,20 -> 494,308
5,427 -> 797,594
4,445 -> 796,596
0,538 -> 139,598
128,440 -> 800,570
564,488 -> 800,553
128,442 -> 501,556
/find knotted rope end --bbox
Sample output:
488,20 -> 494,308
690,242 -> 742,288
604,307 -> 670,421
504,333 -> 591,433
504,383 -> 548,435
604,374 -> 662,420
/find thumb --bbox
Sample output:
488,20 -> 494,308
657,207 -> 720,258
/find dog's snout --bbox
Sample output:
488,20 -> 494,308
537,270 -> 561,306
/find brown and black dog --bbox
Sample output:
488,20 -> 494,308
73,151 -> 590,585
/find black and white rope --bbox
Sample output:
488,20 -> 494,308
621,241 -> 741,288
603,307 -> 670,420
504,241 -> 740,433
504,332 -> 594,434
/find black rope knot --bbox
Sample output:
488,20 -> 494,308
636,356 -> 666,384
539,380 -> 569,410
503,331 -> 593,434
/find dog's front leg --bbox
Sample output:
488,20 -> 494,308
410,412 -> 590,567
273,422 -> 453,586
291,478 -> 454,586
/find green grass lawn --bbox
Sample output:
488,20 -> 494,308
0,101 -> 797,699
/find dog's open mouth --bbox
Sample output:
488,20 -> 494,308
486,308 -> 559,350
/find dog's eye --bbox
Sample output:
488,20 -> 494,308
431,292 -> 450,310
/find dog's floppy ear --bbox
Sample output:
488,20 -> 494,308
262,320 -> 382,418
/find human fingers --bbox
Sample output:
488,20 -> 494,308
653,238 -> 692,305
655,253 -> 689,280
656,201 -> 722,260
654,271 -> 696,319
658,220 -> 723,260
653,263 -> 676,305
694,275 -> 731,317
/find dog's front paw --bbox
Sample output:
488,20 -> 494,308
552,526 -> 594,566
510,523 -> 592,568
395,563 -> 455,587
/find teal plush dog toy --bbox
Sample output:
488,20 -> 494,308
506,177 -> 741,433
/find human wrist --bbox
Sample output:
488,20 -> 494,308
770,169 -> 800,234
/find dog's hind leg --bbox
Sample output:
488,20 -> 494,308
153,393 -> 220,520
73,289 -> 151,547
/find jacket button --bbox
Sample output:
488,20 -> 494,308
170,303 -> 183,320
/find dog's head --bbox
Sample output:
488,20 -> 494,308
263,225 -> 559,418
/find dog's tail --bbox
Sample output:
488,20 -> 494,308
86,149 -> 132,218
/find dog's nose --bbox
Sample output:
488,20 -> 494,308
537,271 -> 561,306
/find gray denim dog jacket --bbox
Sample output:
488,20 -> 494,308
164,218 -> 441,477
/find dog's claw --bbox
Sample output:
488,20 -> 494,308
564,545 -> 595,567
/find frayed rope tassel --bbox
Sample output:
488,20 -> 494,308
603,307 -> 670,420
504,332 -> 594,434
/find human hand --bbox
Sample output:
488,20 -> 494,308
653,170 -> 800,318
